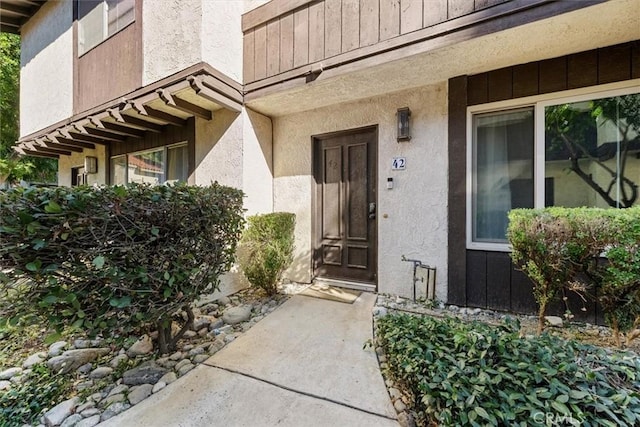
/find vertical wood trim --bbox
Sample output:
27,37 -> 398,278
254,24 -> 268,80
325,0 -> 342,57
567,50 -> 597,89
341,0 -> 360,52
379,0 -> 400,41
423,0 -> 447,27
467,73 -> 487,105
512,62 -> 538,98
266,20 -> 281,77
280,13 -> 295,72
466,251 -> 487,307
294,7 -> 310,67
359,0 -> 379,47
400,0 -> 422,35
448,0 -> 475,19
448,75 -> 468,306
538,56 -> 567,94
598,44 -> 632,84
72,0 -> 79,114
243,30 -> 256,83
486,252 -> 511,311
187,117 -> 196,185
487,67 -> 513,102
308,0 -> 325,62
632,41 -> 640,79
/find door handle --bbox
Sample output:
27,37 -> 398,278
368,202 -> 376,219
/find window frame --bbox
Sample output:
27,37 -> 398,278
110,142 -> 188,185
77,0 -> 136,57
466,79 -> 640,252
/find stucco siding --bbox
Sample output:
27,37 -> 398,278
142,0 -> 203,85
242,109 -> 273,216
20,0 -> 73,137
57,146 -> 107,187
201,0 -> 244,82
273,83 -> 449,300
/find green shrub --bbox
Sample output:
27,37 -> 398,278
0,183 -> 244,354
0,363 -> 73,426
238,212 -> 295,296
377,314 -> 640,427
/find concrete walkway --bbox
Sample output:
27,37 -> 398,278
100,293 -> 398,427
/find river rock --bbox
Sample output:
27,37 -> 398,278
128,384 -> 153,405
23,352 -> 47,368
47,348 -> 110,374
0,367 -> 22,380
48,341 -> 68,357
222,305 -> 251,325
43,397 -> 79,427
122,361 -> 167,385
126,335 -> 153,357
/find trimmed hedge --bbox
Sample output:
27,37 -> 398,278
0,183 -> 244,353
377,314 -> 640,427
508,207 -> 640,342
238,212 -> 295,296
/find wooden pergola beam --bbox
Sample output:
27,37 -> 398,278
188,75 -> 242,113
74,124 -> 127,142
36,138 -> 83,153
89,117 -> 146,138
15,146 -> 60,159
47,136 -> 96,150
107,108 -> 163,133
157,88 -> 212,120
128,101 -> 187,127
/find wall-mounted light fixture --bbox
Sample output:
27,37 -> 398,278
84,156 -> 98,174
396,107 -> 411,142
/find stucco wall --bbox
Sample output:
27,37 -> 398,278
20,0 -> 73,137
57,145 -> 107,187
142,0 -> 202,85
242,109 -> 273,215
201,1 -> 244,82
273,83 -> 449,300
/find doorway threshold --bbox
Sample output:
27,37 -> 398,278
312,277 -> 376,293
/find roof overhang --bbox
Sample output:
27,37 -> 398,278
0,0 -> 47,34
15,63 -> 243,158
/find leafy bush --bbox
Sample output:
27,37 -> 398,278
377,314 -> 640,427
0,183 -> 244,353
238,212 -> 295,296
0,363 -> 73,426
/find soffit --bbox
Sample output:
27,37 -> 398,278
15,66 -> 243,158
0,0 -> 47,34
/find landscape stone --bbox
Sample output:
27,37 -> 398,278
177,362 -> 194,376
128,384 -> 153,405
217,296 -> 231,305
75,415 -> 101,427
100,402 -> 130,421
398,412 -> 417,427
75,401 -> 94,413
394,399 -> 407,412
122,361 -> 167,385
188,346 -> 205,357
109,354 -> 128,368
0,380 -> 11,390
23,352 -> 47,368
77,363 -> 93,375
174,359 -> 191,372
47,348 -> 110,374
208,318 -> 224,330
152,381 -> 166,393
126,335 -> 153,357
60,414 -> 83,427
80,408 -> 101,418
76,380 -> 94,391
43,397 -> 78,427
183,330 -> 197,338
193,354 -> 209,364
222,305 -> 251,325
108,384 -> 129,397
169,351 -> 183,361
158,371 -> 177,385
545,316 -> 564,327
48,341 -> 68,357
0,367 -> 22,380
193,317 -> 211,331
208,339 -> 225,354
89,366 -> 113,379
99,393 -> 126,408
224,334 -> 236,343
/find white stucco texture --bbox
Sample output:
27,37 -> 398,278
247,0 -> 640,117
142,0 -> 203,85
273,83 -> 449,300
57,145 -> 107,188
20,0 -> 73,137
201,0 -> 245,82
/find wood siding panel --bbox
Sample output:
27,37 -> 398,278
447,75 -> 468,306
280,13 -> 295,72
359,0 -> 379,47
487,67 -> 512,102
423,0 -> 447,27
486,252 -> 511,311
341,0 -> 359,52
266,20 -> 281,77
379,0 -> 400,41
510,268 -> 536,314
400,0 -> 422,35
76,23 -> 142,114
467,73 -> 487,105
539,56 -> 567,94
633,41 -> 640,79
308,1 -> 326,62
466,251 -> 487,307
254,24 -> 268,80
294,8 -> 310,67
598,44 -> 632,84
449,0 -> 475,19
512,62 -> 538,98
567,50 -> 597,89
243,30 -> 255,83
325,0 -> 342,57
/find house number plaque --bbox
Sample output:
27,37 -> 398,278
392,157 -> 406,170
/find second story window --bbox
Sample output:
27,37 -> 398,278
78,0 -> 135,55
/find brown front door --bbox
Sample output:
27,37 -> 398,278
313,127 -> 377,285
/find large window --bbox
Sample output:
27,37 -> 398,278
111,144 -> 188,185
78,0 -> 135,55
469,85 -> 640,250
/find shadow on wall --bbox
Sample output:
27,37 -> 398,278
281,248 -> 313,285
21,1 -> 71,67
193,109 -> 241,175
246,108 -> 274,176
